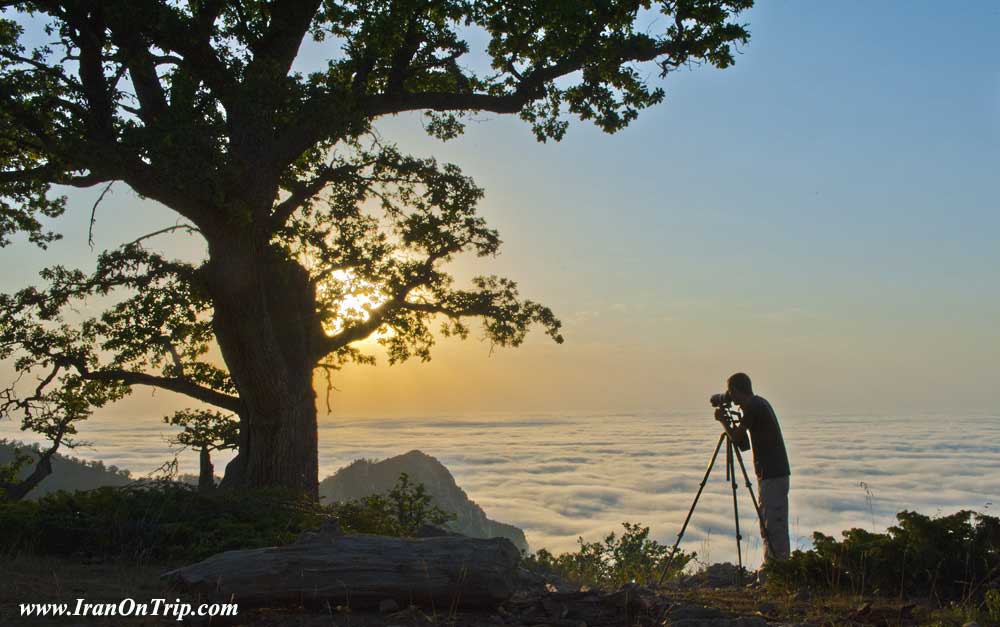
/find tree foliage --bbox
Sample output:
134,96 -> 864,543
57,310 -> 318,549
164,408 -> 239,453
0,0 -> 752,491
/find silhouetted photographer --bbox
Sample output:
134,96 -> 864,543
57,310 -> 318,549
714,372 -> 791,563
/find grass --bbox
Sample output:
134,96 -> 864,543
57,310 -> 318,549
664,584 -> 967,626
0,554 -> 178,626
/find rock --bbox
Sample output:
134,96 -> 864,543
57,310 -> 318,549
165,534 -> 520,609
665,604 -> 730,622
756,601 -> 778,616
961,622 -> 981,627
670,618 -> 767,627
294,517 -> 344,544
600,583 -> 660,613
544,576 -> 580,594
678,562 -> 749,588
415,523 -> 459,537
378,599 -> 399,613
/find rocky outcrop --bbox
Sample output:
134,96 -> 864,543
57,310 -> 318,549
319,450 -> 529,553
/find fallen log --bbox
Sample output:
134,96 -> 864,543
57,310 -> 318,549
163,534 -> 520,609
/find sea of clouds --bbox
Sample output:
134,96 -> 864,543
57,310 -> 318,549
4,410 -> 998,568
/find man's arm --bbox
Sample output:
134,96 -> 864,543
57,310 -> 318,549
715,407 -> 751,450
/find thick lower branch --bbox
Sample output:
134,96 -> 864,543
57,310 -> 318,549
68,361 -> 242,413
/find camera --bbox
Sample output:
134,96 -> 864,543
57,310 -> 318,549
709,392 -> 731,408
710,391 -> 750,452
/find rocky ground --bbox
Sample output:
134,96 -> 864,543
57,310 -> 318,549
0,557 -> 970,627
228,564 -> 934,627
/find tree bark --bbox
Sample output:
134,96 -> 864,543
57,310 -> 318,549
0,454 -> 52,502
164,535 -> 520,609
203,238 -> 323,496
198,447 -> 215,492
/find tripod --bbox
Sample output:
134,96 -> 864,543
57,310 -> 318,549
656,427 -> 769,587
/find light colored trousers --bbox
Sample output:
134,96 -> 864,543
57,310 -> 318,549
758,475 -> 790,562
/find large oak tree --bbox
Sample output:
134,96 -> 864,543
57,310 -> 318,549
0,0 -> 751,496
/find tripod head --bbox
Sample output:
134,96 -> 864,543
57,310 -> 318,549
710,395 -> 750,452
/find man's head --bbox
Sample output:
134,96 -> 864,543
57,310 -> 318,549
726,372 -> 754,407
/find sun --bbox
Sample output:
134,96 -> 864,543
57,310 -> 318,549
315,269 -> 391,340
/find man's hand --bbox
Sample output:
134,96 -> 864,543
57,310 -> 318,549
714,407 -> 727,422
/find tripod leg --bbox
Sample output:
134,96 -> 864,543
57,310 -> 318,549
732,446 -> 772,562
656,432 -> 727,586
728,439 -> 744,586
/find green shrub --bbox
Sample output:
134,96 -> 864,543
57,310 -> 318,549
0,474 -> 455,562
985,588 -> 1000,623
0,482 -> 329,561
765,509 -> 1000,603
523,522 -> 694,589
332,472 -> 453,536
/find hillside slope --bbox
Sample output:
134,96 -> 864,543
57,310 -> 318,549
0,440 -> 132,497
320,450 -> 529,553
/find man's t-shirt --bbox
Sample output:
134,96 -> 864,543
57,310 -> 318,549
741,395 -> 790,480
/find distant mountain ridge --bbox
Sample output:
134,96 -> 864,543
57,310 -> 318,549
0,440 -> 133,497
319,450 -> 529,553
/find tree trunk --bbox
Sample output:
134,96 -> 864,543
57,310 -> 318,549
203,239 -> 323,496
198,447 -> 215,492
164,535 -> 521,609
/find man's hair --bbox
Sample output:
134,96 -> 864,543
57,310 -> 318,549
727,372 -> 753,395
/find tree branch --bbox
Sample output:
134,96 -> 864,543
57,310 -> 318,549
63,357 -> 242,414
271,163 -> 364,228
245,0 -> 323,82
0,442 -> 58,501
109,29 -> 170,125
317,253 -> 447,358
0,363 -> 71,501
122,223 -> 201,248
87,182 -> 114,250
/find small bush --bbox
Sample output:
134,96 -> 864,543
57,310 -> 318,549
765,509 -> 1000,603
0,474 -> 455,563
332,472 -> 454,536
523,522 -> 694,589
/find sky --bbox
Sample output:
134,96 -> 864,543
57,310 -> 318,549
2,1 -> 999,423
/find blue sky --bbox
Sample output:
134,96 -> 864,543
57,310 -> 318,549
2,1 -> 998,419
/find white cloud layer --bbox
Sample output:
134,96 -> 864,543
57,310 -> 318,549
4,410 -> 998,569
